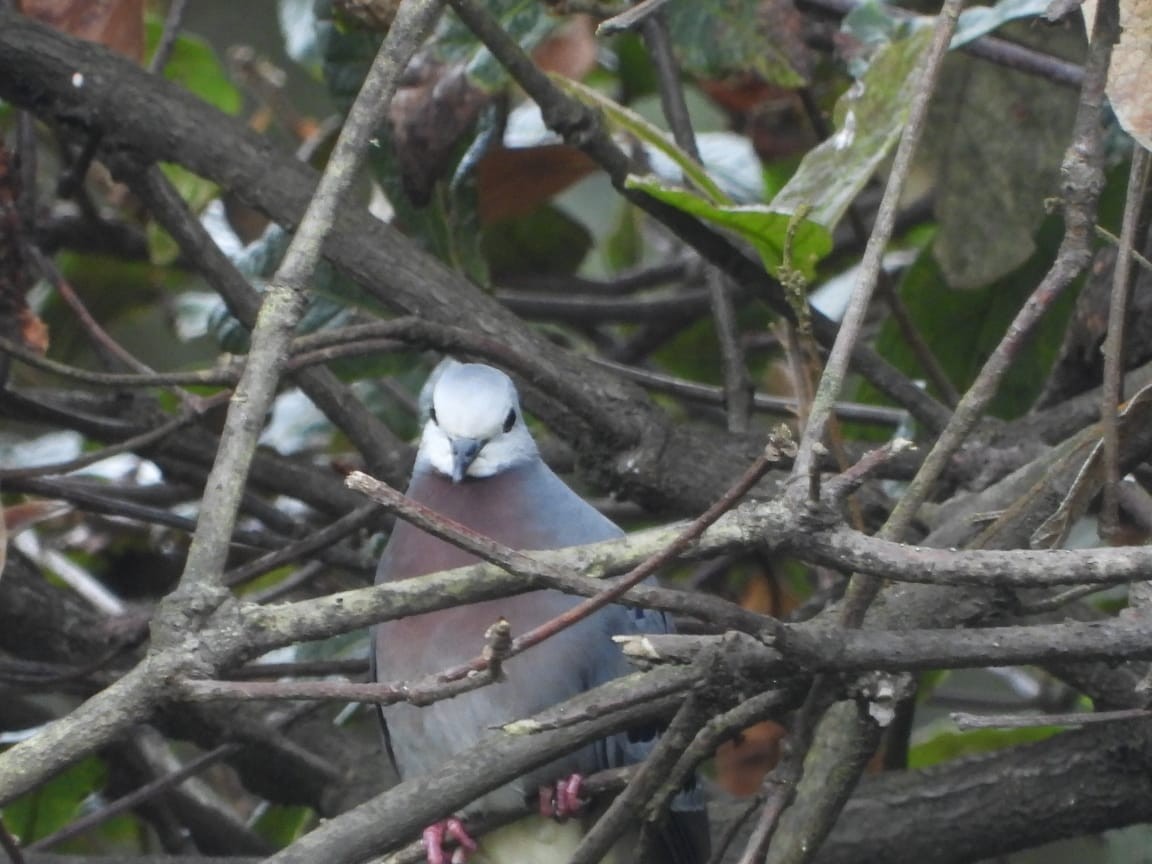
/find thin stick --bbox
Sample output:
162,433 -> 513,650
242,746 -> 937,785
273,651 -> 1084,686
952,707 -> 1152,730
789,0 -> 964,493
0,392 -> 230,480
597,0 -> 672,34
147,0 -> 189,74
1099,147 -> 1149,538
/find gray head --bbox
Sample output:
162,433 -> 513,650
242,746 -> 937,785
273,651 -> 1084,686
415,363 -> 538,482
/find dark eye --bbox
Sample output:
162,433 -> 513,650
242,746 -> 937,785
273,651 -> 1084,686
428,407 -> 438,424
503,409 -> 516,433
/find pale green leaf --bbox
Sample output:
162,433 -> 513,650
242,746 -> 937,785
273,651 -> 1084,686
551,75 -> 728,204
770,26 -> 933,232
626,175 -> 832,279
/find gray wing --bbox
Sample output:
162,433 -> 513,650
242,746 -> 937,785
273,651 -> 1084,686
374,460 -> 707,861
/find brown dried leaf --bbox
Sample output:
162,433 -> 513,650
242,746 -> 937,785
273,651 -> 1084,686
476,145 -> 596,224
1110,0 -> 1152,148
22,0 -> 144,61
1083,0 -> 1152,148
389,60 -> 490,206
714,721 -> 785,796
531,15 -> 598,80
3,500 -> 72,535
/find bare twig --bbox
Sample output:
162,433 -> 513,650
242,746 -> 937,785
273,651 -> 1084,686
147,0 -> 189,74
952,706 -> 1152,730
0,392 -> 231,480
789,0 -> 964,497
1095,224 -> 1152,272
1100,148 -> 1150,538
591,357 -> 907,426
839,0 -> 1120,621
639,7 -> 752,432
596,0 -> 673,34
222,503 -> 379,588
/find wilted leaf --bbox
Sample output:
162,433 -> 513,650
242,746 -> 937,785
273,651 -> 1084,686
23,0 -> 144,61
532,14 -> 598,80
627,175 -> 832,279
389,60 -> 490,207
770,27 -> 934,233
925,23 -> 1082,289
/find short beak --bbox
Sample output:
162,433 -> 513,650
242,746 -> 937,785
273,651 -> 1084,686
450,438 -> 483,483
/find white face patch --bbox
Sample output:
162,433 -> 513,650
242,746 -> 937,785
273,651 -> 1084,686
415,364 -> 538,479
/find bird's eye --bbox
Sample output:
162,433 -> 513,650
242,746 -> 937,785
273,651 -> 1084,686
429,407 -> 438,424
503,409 -> 516,433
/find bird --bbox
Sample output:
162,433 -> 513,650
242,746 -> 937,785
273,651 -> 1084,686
372,361 -> 708,864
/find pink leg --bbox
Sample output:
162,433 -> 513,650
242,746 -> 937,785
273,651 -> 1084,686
556,774 -> 585,818
538,773 -> 587,820
422,818 -> 477,864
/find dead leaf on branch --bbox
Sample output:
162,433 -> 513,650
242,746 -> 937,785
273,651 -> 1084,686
21,0 -> 144,61
1084,0 -> 1152,148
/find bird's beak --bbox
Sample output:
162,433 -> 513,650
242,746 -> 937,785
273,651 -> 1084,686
450,438 -> 483,483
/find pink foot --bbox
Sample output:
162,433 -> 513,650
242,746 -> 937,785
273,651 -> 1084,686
422,817 -> 477,864
538,773 -> 586,820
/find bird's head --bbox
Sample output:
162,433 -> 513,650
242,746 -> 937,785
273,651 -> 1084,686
416,363 -> 538,483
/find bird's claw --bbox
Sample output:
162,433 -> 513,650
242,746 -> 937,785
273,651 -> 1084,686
539,773 -> 586,820
422,817 -> 477,864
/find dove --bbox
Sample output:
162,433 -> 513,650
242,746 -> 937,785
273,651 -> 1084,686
373,362 -> 707,864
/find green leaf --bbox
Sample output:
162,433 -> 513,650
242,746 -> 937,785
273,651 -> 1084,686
315,3 -> 381,114
865,225 -> 1078,418
950,0 -> 1054,48
551,75 -> 729,204
626,175 -> 832,280
209,224 -> 390,354
770,26 -> 934,233
910,720 -> 1060,768
841,0 -> 909,56
3,756 -> 106,843
146,17 -> 240,115
483,204 -> 592,277
435,0 -> 560,90
252,804 -> 315,847
663,0 -> 806,87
